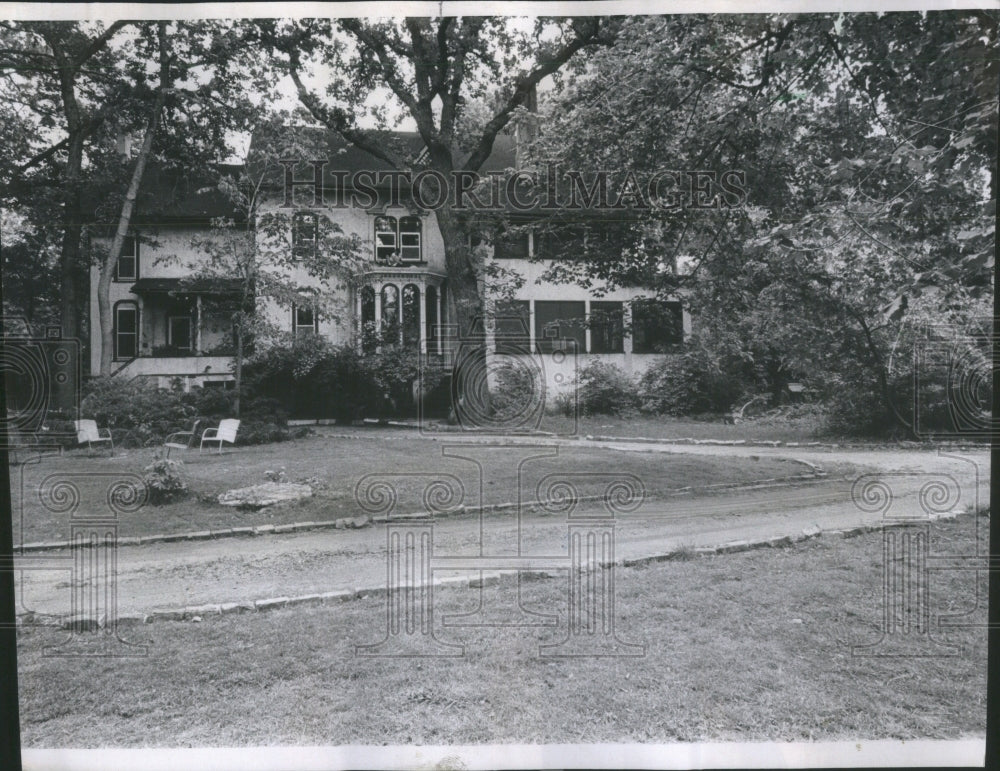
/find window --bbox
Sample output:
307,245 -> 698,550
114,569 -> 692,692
402,284 -> 420,348
534,301 -> 585,354
292,212 -> 319,260
399,217 -> 421,262
115,236 -> 138,281
114,303 -> 138,359
375,216 -> 423,263
494,300 -> 530,355
631,299 -> 683,353
374,216 -> 397,263
292,302 -> 317,336
168,316 -> 192,350
589,301 -> 624,354
381,284 -> 400,342
360,285 -> 376,353
425,285 -> 438,349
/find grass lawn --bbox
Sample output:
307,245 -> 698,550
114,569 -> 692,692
17,512 -> 988,746
10,433 -> 812,544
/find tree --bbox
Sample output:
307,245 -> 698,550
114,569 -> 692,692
528,11 -> 996,434
254,17 -> 615,410
0,20 -> 132,343
96,22 -> 171,376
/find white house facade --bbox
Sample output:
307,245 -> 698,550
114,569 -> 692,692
89,130 -> 689,408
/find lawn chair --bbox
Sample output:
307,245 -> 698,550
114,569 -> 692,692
200,418 -> 240,454
75,419 -> 114,454
163,419 -> 203,458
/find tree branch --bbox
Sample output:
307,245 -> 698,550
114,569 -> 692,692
463,18 -> 608,172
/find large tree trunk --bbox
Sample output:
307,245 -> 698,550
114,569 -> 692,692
98,22 -> 169,376
58,131 -> 85,346
435,207 -> 492,424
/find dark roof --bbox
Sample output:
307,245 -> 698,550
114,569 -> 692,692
91,128 -> 521,224
130,163 -> 244,225
131,277 -> 243,296
246,126 -> 518,189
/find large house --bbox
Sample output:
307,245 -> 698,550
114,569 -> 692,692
88,128 -> 689,410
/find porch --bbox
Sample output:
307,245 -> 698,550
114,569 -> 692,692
112,277 -> 241,388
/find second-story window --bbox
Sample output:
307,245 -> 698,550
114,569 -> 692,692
292,212 -> 318,261
399,217 -> 421,262
375,215 -> 422,263
375,216 -> 397,263
115,236 -> 138,281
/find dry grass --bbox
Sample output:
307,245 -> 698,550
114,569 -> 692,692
10,433 -> 805,543
17,512 -> 988,746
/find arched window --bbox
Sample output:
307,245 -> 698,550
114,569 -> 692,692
402,284 -> 420,349
292,212 -> 319,261
425,285 -> 438,350
399,217 -> 422,262
381,284 -> 400,344
374,216 -> 397,262
360,286 -> 376,354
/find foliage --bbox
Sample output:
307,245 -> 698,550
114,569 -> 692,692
81,377 -> 193,446
488,358 -> 542,424
638,339 -> 747,417
243,335 -> 375,422
533,12 -> 995,436
574,359 -> 640,416
142,455 -> 188,504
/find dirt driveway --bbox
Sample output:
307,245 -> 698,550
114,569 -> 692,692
13,438 -> 988,619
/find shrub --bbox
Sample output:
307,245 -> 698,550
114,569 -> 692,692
142,456 -> 188,504
639,338 -> 747,416
236,421 -> 310,446
574,359 -> 640,416
243,337 -> 377,422
490,358 -> 542,424
81,377 -> 192,447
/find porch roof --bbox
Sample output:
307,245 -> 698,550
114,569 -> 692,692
130,278 -> 243,296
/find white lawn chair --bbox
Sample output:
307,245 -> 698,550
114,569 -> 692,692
200,419 -> 240,454
164,419 -> 203,458
75,419 -> 114,454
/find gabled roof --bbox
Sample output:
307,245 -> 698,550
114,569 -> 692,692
245,126 -> 518,189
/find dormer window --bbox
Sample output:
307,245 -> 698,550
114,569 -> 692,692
292,212 -> 318,261
115,236 -> 138,281
374,215 -> 422,263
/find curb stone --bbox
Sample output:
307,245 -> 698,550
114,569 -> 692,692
21,507 -> 978,629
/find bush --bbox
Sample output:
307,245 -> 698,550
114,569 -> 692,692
81,377 -> 192,447
638,338 -> 747,416
236,421 -> 310,446
489,358 -> 542,424
574,359 -> 640,416
243,337 -> 377,422
142,456 -> 188,504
